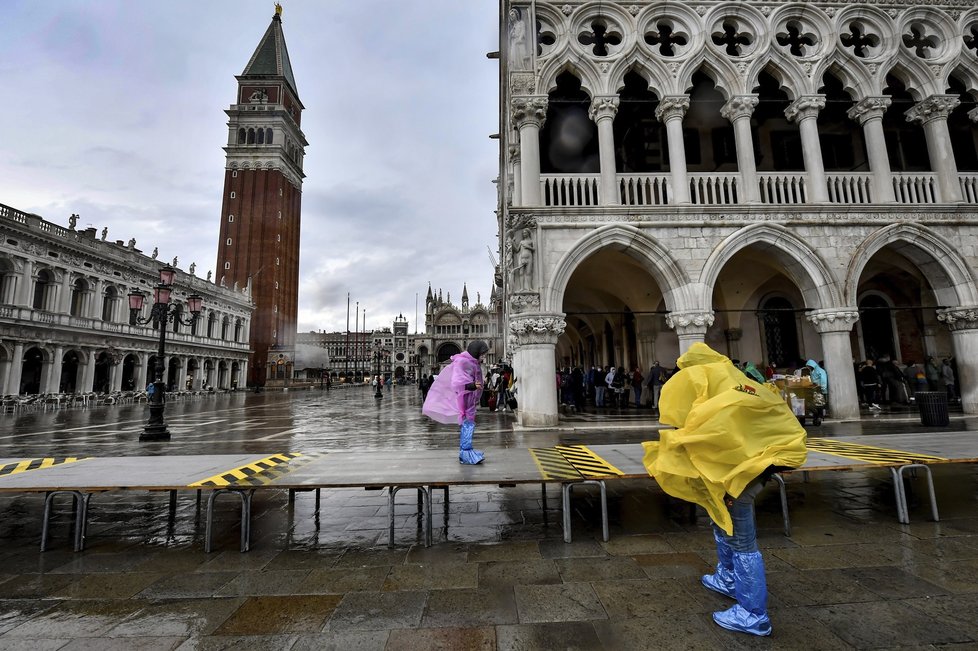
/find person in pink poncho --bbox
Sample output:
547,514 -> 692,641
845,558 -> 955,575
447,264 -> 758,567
422,340 -> 489,464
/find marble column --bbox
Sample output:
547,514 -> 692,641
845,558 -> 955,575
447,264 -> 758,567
937,307 -> 978,414
110,356 -> 125,392
721,95 -> 761,204
590,95 -> 621,206
16,261 -> 33,307
634,314 -> 658,376
0,353 -> 10,396
785,95 -> 829,203
89,279 -> 104,320
847,97 -> 896,203
807,309 -> 860,420
41,346 -> 62,394
177,357 -> 189,391
58,272 -> 72,314
7,342 -> 24,395
512,96 -> 548,206
510,314 -> 565,427
655,96 -> 690,204
905,94 -> 963,203
666,311 -> 715,354
82,350 -> 97,393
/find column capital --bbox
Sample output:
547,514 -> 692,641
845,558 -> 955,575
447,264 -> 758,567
589,95 -> 620,122
509,314 -> 566,346
847,96 -> 892,124
905,94 -> 960,125
512,96 -> 549,128
806,309 -> 859,334
509,291 -> 540,313
655,95 -> 690,122
784,94 -> 826,123
937,306 -> 978,331
720,95 -> 759,122
665,311 -> 715,336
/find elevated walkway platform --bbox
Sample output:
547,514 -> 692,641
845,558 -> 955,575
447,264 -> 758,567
1,431 -> 975,553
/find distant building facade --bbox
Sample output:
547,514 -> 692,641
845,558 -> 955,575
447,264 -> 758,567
216,6 -> 307,388
0,204 -> 252,395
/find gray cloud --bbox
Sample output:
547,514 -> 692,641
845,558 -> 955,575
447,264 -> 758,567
1,0 -> 500,334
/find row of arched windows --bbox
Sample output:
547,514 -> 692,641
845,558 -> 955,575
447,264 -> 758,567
237,127 -> 274,145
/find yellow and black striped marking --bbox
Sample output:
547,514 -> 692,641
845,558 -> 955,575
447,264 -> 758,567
555,445 -> 624,478
0,457 -> 89,477
807,438 -> 946,465
529,445 -> 624,480
529,447 -> 582,480
189,452 -> 308,488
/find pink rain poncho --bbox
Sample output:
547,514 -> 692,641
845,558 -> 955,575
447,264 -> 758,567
422,351 -> 483,425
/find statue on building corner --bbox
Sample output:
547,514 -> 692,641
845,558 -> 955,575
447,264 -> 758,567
68,213 -> 78,230
172,256 -> 178,268
206,270 -> 213,282
151,247 -> 158,260
127,238 -> 136,250
511,228 -> 535,292
189,262 -> 196,275
101,227 -> 108,241
509,8 -> 530,70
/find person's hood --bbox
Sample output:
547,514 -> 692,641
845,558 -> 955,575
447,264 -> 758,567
466,340 -> 489,359
676,342 -> 731,369
806,359 -> 823,371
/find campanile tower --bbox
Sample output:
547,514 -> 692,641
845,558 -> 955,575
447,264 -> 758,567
216,4 -> 306,387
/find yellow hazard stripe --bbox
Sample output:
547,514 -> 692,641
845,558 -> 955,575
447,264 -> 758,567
556,445 -> 624,478
0,457 -> 88,477
188,452 -> 304,487
807,438 -> 946,464
529,447 -> 582,480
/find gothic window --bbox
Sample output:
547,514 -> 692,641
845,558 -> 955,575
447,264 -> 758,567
712,21 -> 754,56
947,76 -> 978,172
644,21 -> 689,57
540,72 -> 599,174
752,71 -> 802,171
776,21 -> 817,57
614,71 -> 665,175
237,128 -> 246,144
247,128 -> 256,144
760,296 -> 799,368
817,73 -> 868,172
536,19 -> 557,57
903,24 -> 939,59
685,72 -> 735,173
257,128 -> 265,144
266,128 -> 274,144
578,20 -> 622,57
840,22 -> 880,58
882,74 -> 930,172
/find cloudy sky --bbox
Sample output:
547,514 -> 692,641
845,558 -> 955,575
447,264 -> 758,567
1,1 -> 501,334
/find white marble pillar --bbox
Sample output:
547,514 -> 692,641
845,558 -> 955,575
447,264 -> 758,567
807,310 -> 860,420
42,346 -> 63,394
512,96 -> 548,206
510,315 -> 565,427
785,95 -> 829,203
7,343 -> 24,395
16,261 -> 33,307
721,95 -> 760,204
848,97 -> 896,203
0,355 -> 10,396
177,358 -> 189,391
655,96 -> 690,204
82,350 -> 97,393
905,94 -> 963,203
666,311 -> 715,354
589,95 -> 620,206
110,356 -> 125,392
937,308 -> 978,414
58,272 -> 72,314
136,352 -> 150,388
89,279 -> 104,319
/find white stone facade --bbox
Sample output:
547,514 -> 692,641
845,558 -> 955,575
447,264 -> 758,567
0,204 -> 253,396
498,0 -> 978,426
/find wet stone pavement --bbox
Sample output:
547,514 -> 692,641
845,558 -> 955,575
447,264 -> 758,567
0,387 -> 976,649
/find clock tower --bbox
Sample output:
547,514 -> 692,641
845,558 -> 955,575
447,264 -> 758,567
216,4 -> 306,387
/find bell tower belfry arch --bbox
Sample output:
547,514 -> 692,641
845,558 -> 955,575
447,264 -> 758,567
216,4 -> 307,387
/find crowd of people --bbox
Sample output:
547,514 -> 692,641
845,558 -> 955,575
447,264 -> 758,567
856,355 -> 958,411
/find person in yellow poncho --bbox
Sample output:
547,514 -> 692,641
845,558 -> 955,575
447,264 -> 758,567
643,343 -> 806,637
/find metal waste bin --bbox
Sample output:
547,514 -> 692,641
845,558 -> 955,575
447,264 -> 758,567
915,391 -> 949,426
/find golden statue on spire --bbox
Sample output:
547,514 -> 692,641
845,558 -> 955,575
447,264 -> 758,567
275,3 -> 283,16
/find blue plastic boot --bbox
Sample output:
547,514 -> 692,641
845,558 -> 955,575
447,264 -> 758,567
458,420 -> 484,465
702,528 -> 736,598
712,551 -> 772,636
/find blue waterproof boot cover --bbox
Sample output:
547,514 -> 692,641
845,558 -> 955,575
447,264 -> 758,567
458,420 -> 485,465
702,527 -> 736,599
712,551 -> 772,636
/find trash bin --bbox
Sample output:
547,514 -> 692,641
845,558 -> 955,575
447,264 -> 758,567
915,391 -> 949,426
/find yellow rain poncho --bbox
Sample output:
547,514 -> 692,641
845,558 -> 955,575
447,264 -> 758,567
642,343 -> 807,535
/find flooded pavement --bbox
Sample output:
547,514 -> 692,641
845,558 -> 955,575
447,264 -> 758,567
0,387 -> 976,649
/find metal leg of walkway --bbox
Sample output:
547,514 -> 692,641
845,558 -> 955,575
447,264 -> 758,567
41,490 -> 91,552
388,486 -> 431,549
204,488 -> 256,553
891,464 -> 940,524
561,480 -> 609,544
287,488 -> 322,514
771,474 -> 791,537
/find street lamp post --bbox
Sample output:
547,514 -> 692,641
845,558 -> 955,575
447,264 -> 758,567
129,265 -> 202,442
373,342 -> 389,399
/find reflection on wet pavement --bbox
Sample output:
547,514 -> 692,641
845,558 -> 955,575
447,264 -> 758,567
0,386 -> 975,648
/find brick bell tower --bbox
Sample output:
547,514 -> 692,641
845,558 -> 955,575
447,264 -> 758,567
216,3 -> 306,388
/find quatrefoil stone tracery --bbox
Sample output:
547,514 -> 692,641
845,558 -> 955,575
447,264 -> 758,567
578,20 -> 623,57
711,20 -> 754,57
903,23 -> 940,59
776,21 -> 818,57
644,21 -> 689,57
